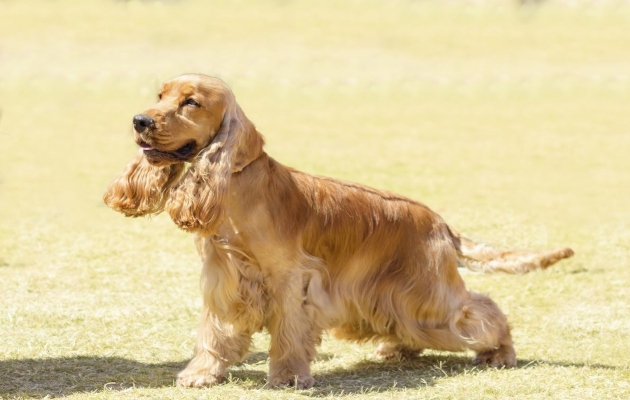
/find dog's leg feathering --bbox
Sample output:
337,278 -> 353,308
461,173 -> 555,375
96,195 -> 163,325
177,310 -> 252,388
177,237 -> 265,388
266,265 -> 330,389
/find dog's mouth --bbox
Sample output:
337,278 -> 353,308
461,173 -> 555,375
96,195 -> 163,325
139,140 -> 197,162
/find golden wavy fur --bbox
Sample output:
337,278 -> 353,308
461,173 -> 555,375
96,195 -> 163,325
104,74 -> 574,389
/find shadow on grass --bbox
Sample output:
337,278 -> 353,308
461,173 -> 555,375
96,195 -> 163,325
0,352 -> 268,398
307,355 -> 624,397
0,356 -> 188,398
0,352 -> 623,398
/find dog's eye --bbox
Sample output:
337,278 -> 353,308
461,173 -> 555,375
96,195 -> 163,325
157,93 -> 162,100
182,98 -> 200,107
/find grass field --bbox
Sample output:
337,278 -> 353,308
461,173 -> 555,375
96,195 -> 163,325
1,0 -> 629,398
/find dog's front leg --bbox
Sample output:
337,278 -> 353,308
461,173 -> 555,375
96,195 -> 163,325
178,237 -> 258,388
177,309 -> 252,388
266,271 -> 324,389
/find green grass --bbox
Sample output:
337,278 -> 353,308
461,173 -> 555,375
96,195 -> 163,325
1,0 -> 629,398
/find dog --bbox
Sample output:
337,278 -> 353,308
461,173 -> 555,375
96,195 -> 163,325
103,74 -> 573,388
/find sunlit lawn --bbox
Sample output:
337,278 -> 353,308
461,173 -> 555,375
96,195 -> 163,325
1,1 -> 629,399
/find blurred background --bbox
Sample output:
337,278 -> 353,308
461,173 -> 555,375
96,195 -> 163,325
1,0 -> 629,398
1,0 -> 629,228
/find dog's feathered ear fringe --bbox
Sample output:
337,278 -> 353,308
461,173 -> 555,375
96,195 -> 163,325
103,150 -> 185,217
165,99 -> 263,235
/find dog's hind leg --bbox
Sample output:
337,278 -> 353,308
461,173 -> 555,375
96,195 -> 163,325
452,292 -> 516,367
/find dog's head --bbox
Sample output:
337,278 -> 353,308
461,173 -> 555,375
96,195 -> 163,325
133,75 -> 231,166
103,74 -> 264,234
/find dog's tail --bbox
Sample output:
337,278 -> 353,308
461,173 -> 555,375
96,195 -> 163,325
447,226 -> 574,274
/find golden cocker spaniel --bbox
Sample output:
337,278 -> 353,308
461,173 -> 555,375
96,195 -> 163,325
104,74 -> 574,389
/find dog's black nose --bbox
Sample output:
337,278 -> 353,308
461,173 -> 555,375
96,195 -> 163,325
133,114 -> 155,133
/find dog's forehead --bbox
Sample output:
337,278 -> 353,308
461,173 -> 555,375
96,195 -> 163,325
162,75 -> 229,97
160,80 -> 196,97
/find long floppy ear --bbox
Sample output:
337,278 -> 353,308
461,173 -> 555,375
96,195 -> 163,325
103,150 -> 185,217
165,100 -> 263,234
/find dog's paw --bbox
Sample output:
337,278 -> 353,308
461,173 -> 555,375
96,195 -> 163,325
177,370 -> 223,388
374,343 -> 422,360
473,345 -> 516,368
268,374 -> 315,389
